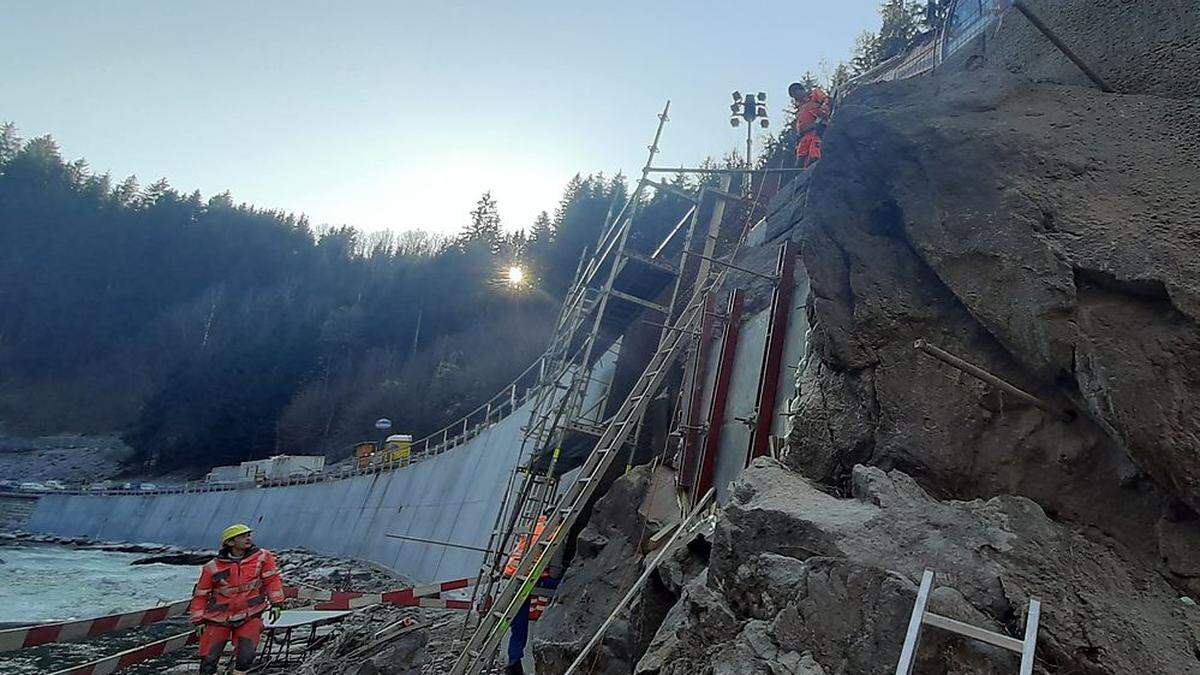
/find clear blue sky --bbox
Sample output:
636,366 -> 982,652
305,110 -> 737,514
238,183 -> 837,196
1,1 -> 880,236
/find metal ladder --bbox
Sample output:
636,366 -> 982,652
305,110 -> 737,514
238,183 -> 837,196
448,273 -> 717,675
895,569 -> 1041,675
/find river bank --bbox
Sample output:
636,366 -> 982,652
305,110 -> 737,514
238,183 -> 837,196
0,533 -> 420,673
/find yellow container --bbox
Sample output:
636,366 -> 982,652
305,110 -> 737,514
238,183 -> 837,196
384,434 -> 413,466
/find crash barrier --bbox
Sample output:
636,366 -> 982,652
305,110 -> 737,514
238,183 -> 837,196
45,630 -> 197,675
0,600 -> 189,652
844,0 -> 1002,89
61,348 -> 557,499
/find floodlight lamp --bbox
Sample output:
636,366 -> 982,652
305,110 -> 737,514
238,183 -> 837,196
760,118 -> 770,128
730,102 -> 740,114
730,117 -> 740,127
757,91 -> 767,101
757,105 -> 767,116
732,91 -> 742,102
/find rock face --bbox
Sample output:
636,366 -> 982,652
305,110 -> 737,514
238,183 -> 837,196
532,465 -> 706,674
984,0 -> 1200,100
788,31 -> 1200,548
638,460 -> 1200,674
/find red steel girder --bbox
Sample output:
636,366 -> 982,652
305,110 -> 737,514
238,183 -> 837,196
748,240 -> 797,464
694,289 -> 744,497
678,293 -> 717,493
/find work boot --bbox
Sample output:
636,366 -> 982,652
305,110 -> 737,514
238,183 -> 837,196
505,661 -> 525,675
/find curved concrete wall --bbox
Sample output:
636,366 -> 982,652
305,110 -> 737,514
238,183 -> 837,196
27,397 -> 535,582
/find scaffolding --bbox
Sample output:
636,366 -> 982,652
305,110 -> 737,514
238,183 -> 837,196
461,101 -> 747,638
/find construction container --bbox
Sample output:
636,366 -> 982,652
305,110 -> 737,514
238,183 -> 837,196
355,441 -> 379,468
383,434 -> 413,466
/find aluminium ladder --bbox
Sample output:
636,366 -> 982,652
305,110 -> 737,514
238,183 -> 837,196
895,569 -> 1041,675
448,271 -> 720,675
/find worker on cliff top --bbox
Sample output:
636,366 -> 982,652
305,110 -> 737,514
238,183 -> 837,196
789,81 -> 832,168
189,523 -> 284,675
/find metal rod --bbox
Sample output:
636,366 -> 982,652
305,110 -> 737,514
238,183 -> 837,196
1012,0 -> 1114,93
645,166 -> 807,175
563,489 -> 715,675
688,251 -> 778,281
913,339 -> 1073,420
385,533 -> 495,554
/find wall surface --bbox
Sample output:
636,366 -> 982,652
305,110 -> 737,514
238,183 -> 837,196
0,493 -> 37,532
27,398 -> 535,582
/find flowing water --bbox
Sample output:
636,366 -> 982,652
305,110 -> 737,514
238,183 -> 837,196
0,544 -> 200,674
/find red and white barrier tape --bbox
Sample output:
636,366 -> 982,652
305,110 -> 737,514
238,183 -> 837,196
283,577 -> 473,610
44,630 -> 196,675
0,600 -> 189,652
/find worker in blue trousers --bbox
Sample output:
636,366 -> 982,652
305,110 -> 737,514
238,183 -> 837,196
501,515 -> 561,674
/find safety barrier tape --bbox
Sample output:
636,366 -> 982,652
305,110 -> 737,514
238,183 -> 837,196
284,577 -> 474,611
0,600 -> 189,652
44,630 -> 196,675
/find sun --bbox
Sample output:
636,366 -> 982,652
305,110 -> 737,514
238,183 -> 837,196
506,266 -> 526,286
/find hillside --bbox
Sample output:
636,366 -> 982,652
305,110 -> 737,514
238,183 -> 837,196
0,130 -> 713,472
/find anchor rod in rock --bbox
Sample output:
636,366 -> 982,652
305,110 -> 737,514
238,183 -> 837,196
913,339 -> 1073,421
1012,0 -> 1114,93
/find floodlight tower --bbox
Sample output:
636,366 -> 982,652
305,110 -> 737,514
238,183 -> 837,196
730,91 -> 769,168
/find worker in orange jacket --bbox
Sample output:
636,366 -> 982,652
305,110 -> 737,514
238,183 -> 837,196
189,523 -> 284,675
789,82 -> 832,168
501,515 -> 559,675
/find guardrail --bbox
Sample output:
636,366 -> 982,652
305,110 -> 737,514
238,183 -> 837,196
60,350 -> 559,498
842,0 -> 1000,90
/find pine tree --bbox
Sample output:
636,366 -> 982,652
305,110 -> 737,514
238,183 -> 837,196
850,30 -> 883,75
461,190 -> 501,254
879,0 -> 925,59
0,123 -> 20,166
830,62 -> 852,89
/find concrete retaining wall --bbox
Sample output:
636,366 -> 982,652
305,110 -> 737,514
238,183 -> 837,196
0,493 -> 37,532
27,398 -> 535,582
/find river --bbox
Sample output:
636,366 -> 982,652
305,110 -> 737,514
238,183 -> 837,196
0,544 -> 199,674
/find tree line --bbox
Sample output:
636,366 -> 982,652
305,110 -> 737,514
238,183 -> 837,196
0,124 -> 725,471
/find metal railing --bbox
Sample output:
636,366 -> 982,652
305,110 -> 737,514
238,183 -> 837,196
842,0 -> 999,90
63,351 -> 560,498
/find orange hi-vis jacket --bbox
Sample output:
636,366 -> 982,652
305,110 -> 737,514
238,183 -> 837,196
189,546 -> 284,625
795,86 -> 831,134
503,515 -> 548,578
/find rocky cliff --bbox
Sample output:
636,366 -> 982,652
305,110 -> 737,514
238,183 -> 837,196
533,1 -> 1200,673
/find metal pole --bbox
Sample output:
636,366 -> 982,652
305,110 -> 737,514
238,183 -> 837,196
913,339 -> 1074,420
384,533 -> 496,554
687,251 -> 779,281
1012,0 -> 1114,93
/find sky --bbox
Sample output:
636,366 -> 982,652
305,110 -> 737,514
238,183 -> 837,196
1,1 -> 881,236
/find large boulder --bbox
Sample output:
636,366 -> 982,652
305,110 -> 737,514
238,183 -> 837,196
532,465 -> 705,674
789,40 -> 1200,540
638,459 -> 1200,674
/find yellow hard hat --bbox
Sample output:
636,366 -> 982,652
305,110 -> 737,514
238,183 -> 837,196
221,523 -> 252,544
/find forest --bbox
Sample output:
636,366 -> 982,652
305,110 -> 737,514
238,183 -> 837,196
0,1 -> 935,472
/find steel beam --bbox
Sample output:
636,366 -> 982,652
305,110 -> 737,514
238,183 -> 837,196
678,294 -> 717,493
748,241 -> 797,463
695,289 -> 744,497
